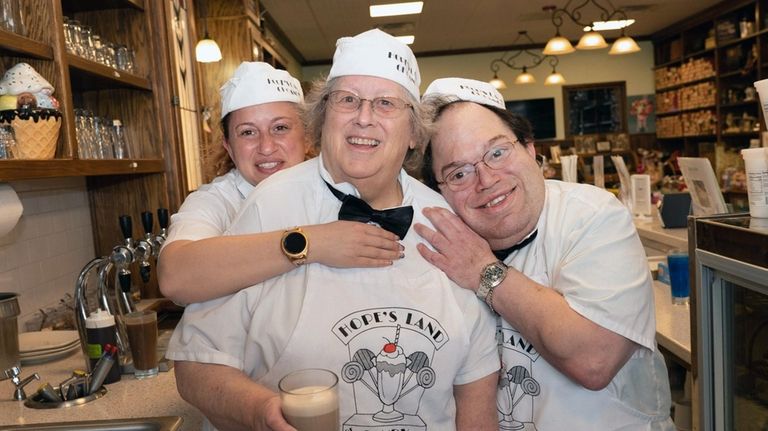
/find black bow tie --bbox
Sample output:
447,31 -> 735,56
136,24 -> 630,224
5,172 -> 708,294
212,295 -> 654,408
325,181 -> 414,239
492,229 -> 538,261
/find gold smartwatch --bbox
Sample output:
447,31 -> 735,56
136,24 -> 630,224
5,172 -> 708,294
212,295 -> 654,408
281,227 -> 309,266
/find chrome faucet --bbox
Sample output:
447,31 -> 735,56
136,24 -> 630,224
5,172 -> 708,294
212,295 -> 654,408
75,210 -> 168,373
2,366 -> 40,401
152,208 -> 169,254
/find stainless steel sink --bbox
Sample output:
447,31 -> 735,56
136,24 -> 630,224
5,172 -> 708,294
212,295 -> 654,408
0,416 -> 183,431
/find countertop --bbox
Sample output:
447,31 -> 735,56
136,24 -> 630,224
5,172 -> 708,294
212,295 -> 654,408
634,214 -> 688,254
634,213 -> 692,366
0,351 -> 203,429
652,279 -> 691,365
0,298 -> 203,430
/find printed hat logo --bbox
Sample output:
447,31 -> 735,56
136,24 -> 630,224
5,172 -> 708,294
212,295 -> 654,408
423,77 -> 506,110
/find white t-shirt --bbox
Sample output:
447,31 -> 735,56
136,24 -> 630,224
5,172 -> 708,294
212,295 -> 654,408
163,169 -> 253,245
496,180 -> 675,430
167,156 -> 499,431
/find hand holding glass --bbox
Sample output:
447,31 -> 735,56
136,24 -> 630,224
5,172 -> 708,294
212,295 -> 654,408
279,368 -> 339,431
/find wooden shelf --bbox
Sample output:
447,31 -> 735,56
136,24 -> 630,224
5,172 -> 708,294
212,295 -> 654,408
0,29 -> 53,60
0,159 -> 164,180
685,47 -> 716,59
67,54 -> 152,91
717,34 -> 757,49
656,76 -> 716,91
719,69 -> 758,79
657,105 -> 717,116
720,100 -> 759,109
62,0 -> 144,13
657,134 -> 717,140
720,131 -> 760,137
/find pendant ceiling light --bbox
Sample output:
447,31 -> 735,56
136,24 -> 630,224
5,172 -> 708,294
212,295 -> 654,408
488,31 -> 563,87
543,1 -> 639,56
576,30 -> 608,49
544,65 -> 566,86
514,67 -> 536,85
489,72 -> 508,90
609,30 -> 642,54
195,0 -> 222,63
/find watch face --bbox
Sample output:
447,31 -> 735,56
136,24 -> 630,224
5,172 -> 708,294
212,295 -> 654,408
486,264 -> 505,282
284,231 -> 307,254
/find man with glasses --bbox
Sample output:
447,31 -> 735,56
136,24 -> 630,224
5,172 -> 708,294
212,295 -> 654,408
166,33 -> 499,431
415,78 -> 675,430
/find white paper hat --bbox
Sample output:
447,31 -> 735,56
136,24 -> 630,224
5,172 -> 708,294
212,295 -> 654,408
0,63 -> 54,96
423,77 -> 505,109
328,29 -> 420,100
220,62 -> 303,118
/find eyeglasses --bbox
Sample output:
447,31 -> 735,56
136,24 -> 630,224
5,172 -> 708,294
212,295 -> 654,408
326,90 -> 412,117
437,141 -> 520,191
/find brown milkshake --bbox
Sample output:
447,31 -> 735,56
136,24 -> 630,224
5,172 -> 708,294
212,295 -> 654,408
123,310 -> 158,378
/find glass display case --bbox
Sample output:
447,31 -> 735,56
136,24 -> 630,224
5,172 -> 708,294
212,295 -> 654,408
692,214 -> 768,430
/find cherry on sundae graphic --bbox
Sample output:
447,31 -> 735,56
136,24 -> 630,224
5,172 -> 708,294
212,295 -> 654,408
497,364 -> 540,430
341,324 -> 435,428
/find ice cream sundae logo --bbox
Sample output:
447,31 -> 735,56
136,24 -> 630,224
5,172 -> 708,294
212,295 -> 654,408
333,308 -> 448,430
497,364 -> 541,431
497,327 -> 541,430
341,325 -> 435,429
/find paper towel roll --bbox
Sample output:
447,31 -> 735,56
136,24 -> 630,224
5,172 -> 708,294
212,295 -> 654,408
0,183 -> 23,237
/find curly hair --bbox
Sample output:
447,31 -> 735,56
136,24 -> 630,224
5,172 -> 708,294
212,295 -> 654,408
420,97 -> 535,191
302,76 -> 434,175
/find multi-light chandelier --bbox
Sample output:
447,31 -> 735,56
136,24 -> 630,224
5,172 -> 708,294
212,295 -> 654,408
488,31 -> 566,89
542,0 -> 640,56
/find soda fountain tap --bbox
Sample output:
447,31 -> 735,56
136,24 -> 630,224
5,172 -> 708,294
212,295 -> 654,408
111,215 -> 136,315
152,208 -> 169,255
135,211 -> 154,284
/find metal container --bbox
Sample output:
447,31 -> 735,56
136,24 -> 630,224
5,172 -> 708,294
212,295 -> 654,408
0,292 -> 20,372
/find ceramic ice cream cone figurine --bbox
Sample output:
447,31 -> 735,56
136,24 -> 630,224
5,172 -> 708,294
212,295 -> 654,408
0,63 -> 62,159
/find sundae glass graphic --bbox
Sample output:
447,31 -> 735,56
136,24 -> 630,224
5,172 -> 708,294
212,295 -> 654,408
374,327 -> 407,421
497,365 -> 540,430
341,325 -> 436,424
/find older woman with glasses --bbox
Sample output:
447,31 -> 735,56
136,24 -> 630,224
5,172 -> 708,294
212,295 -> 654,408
166,32 -> 499,431
415,77 -> 674,430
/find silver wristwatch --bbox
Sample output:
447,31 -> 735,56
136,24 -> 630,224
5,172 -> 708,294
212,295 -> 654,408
477,261 -> 508,311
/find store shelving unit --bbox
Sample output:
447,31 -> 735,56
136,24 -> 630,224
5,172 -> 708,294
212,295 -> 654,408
653,0 -> 768,157
0,0 -> 193,256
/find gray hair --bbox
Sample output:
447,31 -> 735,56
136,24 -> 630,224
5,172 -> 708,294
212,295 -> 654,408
302,76 -> 434,174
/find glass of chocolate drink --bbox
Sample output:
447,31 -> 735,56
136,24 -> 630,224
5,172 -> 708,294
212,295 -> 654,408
123,310 -> 158,379
279,368 -> 339,431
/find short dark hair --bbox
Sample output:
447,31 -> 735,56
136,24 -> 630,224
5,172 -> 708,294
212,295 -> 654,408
420,100 -> 535,191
